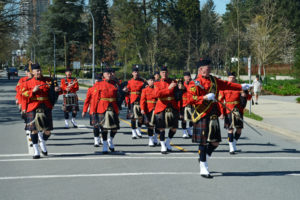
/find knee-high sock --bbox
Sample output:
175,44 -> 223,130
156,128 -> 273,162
72,112 -> 77,118
168,129 -> 176,139
159,130 -> 165,141
228,133 -> 234,142
131,120 -> 136,129
198,145 -> 207,162
93,127 -> 100,137
234,131 -> 241,141
102,131 -> 108,141
207,143 -> 218,156
64,112 -> 69,119
148,128 -> 154,136
182,121 -> 186,129
43,133 -> 50,141
110,130 -> 117,138
30,133 -> 38,144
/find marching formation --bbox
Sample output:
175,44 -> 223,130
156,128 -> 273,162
15,59 -> 253,178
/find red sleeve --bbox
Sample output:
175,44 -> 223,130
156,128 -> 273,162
154,83 -> 173,98
218,91 -> 225,115
217,78 -> 242,91
140,88 -> 147,112
60,78 -> 67,91
72,79 -> 79,92
83,87 -> 92,113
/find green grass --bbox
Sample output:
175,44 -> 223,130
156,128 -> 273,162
296,97 -> 300,103
244,109 -> 263,121
262,77 -> 300,95
78,83 -> 92,88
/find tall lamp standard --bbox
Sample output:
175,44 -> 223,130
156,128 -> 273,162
66,1 -> 95,84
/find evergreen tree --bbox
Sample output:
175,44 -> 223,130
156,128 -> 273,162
39,0 -> 88,68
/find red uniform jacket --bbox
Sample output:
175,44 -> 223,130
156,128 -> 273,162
83,86 -> 95,114
182,81 -> 192,107
16,77 -> 30,109
154,78 -> 179,114
127,78 -> 145,104
219,90 -> 252,115
188,75 -> 242,118
140,86 -> 157,114
93,80 -> 119,114
22,77 -> 53,112
60,77 -> 79,94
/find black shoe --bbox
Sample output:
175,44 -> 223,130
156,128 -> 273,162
201,174 -> 213,179
73,125 -> 78,128
255,102 -> 258,105
30,143 -> 33,147
33,155 -> 40,159
149,144 -> 155,147
94,144 -> 100,147
153,142 -> 158,146
161,151 -> 168,154
167,148 -> 172,152
41,151 -> 48,156
109,147 -> 115,152
230,151 -> 236,155
132,136 -> 137,139
103,151 -> 108,154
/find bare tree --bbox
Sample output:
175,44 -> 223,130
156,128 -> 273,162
246,0 -> 295,77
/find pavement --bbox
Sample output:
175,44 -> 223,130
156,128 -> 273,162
245,95 -> 300,142
0,71 -> 300,200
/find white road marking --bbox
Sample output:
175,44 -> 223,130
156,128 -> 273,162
0,154 -> 300,162
0,172 -> 199,180
289,174 -> 300,176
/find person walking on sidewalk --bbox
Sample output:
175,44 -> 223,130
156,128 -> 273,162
253,75 -> 262,105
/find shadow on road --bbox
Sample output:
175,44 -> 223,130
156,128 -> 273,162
216,170 -> 300,177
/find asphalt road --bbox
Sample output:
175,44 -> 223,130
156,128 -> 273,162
0,74 -> 299,200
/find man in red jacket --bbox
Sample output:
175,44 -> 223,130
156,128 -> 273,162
92,68 -> 120,153
60,68 -> 79,128
82,73 -> 103,147
22,64 -> 60,159
219,72 -> 252,154
140,75 -> 157,147
154,66 -> 183,154
180,72 -> 193,138
123,67 -> 146,139
188,59 -> 252,178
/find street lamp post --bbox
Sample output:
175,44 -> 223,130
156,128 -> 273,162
66,1 -> 95,84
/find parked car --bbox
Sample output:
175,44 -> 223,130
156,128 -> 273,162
7,67 -> 18,79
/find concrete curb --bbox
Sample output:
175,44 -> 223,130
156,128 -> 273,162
245,117 -> 300,142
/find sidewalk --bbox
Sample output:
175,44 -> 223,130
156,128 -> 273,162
244,95 -> 300,142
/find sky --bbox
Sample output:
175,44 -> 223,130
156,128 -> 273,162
201,0 -> 231,15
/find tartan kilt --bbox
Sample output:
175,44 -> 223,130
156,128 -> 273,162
128,102 -> 142,119
192,115 -> 221,144
90,113 -> 98,127
62,105 -> 79,112
154,108 -> 179,129
25,105 -> 53,131
143,110 -> 155,127
224,112 -> 244,129
96,110 -> 120,130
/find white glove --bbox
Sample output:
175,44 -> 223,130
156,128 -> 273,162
205,93 -> 215,101
241,83 -> 252,90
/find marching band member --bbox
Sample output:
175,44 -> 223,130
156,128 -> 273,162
188,59 -> 252,178
123,67 -> 146,139
93,68 -> 120,153
219,72 -> 252,154
22,64 -> 60,159
82,75 -> 102,147
154,66 -> 182,153
140,75 -> 157,147
60,68 -> 79,128
180,72 -> 193,138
